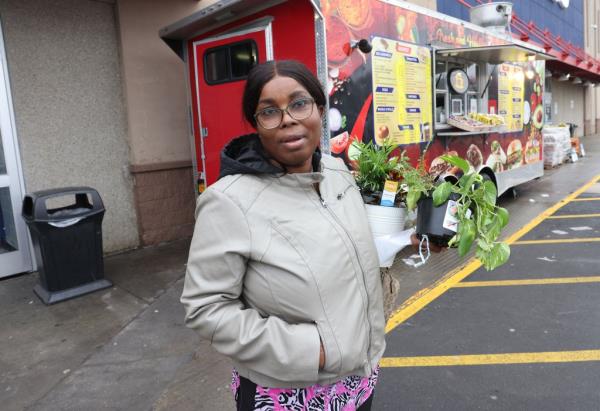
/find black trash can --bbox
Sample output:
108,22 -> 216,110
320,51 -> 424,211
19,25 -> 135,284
22,187 -> 112,305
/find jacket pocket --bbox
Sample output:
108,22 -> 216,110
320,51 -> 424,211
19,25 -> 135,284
315,320 -> 342,376
329,302 -> 370,375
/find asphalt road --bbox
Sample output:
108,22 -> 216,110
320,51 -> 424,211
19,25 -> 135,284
375,144 -> 600,410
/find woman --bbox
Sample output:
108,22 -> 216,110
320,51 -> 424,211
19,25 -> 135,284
181,60 -> 418,410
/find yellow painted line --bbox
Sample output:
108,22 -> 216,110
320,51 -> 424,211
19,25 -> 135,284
502,175 -> 600,245
547,213 -> 600,219
513,238 -> 600,245
452,276 -> 600,288
385,173 -> 600,334
570,197 -> 600,202
384,259 -> 480,333
379,350 -> 600,367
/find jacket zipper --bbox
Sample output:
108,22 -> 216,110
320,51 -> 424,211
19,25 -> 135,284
317,192 -> 373,374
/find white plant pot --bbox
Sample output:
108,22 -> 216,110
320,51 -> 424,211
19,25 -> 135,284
365,204 -> 407,237
366,204 -> 407,267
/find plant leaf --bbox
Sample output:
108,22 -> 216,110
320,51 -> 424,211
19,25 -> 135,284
475,246 -> 487,263
482,181 -> 497,205
496,206 -> 509,228
483,242 -> 511,271
477,238 -> 492,252
495,242 -> 511,267
440,155 -> 470,173
406,190 -> 420,211
458,173 -> 478,194
432,182 -> 452,206
458,219 -> 476,257
486,215 -> 502,242
448,235 -> 458,247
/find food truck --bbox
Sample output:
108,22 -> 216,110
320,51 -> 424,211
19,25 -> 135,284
160,0 -> 552,195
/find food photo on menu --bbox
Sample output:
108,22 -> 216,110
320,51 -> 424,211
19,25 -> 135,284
466,144 -> 484,169
486,140 -> 507,172
506,139 -> 524,170
428,150 -> 458,177
524,132 -> 541,164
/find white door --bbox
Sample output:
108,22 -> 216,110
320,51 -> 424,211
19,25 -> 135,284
0,22 -> 33,278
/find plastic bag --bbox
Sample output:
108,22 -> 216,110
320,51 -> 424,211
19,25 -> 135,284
373,228 -> 415,267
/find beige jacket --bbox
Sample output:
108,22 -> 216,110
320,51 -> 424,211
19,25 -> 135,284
181,154 -> 386,388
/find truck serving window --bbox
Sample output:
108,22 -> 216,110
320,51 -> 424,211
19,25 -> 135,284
435,59 -> 482,124
203,40 -> 258,85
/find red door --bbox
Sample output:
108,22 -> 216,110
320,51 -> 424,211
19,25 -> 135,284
192,28 -> 271,187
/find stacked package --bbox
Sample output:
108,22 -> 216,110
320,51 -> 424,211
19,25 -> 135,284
542,126 -> 571,168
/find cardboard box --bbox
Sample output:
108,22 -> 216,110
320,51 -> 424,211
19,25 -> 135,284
571,137 -> 581,155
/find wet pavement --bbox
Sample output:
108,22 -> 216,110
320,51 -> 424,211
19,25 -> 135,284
1,239 -> 235,411
2,137 -> 600,410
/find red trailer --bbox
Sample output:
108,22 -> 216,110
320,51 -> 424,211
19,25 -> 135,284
160,0 -> 551,195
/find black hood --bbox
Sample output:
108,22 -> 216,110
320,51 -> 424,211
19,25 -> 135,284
218,133 -> 322,179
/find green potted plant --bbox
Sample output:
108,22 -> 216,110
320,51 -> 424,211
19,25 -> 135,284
352,139 -> 426,238
419,155 -> 511,271
353,139 -> 400,205
352,140 -> 510,271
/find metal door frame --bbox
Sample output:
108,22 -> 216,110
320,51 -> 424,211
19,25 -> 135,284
0,19 -> 34,277
191,18 -> 274,185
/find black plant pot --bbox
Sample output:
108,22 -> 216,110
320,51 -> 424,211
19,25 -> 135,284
416,193 -> 460,247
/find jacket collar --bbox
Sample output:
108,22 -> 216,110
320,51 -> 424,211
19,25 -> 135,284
219,133 -> 323,182
275,169 -> 325,187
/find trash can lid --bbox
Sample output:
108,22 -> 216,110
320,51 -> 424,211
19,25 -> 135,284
22,186 -> 105,222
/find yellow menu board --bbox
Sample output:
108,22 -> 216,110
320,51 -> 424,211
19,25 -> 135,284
497,64 -> 525,132
371,37 -> 433,146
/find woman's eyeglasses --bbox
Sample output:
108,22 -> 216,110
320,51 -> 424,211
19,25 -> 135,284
254,98 -> 315,129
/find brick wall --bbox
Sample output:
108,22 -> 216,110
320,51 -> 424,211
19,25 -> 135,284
131,162 -> 196,246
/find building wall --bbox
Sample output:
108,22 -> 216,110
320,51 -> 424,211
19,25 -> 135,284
550,79 -> 585,136
584,0 -> 600,134
116,0 -> 214,246
0,0 -> 139,252
116,0 -> 206,166
584,85 -> 596,136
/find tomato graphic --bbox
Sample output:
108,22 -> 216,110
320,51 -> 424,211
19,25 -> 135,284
326,16 -> 351,67
346,136 -> 361,169
330,131 -> 350,154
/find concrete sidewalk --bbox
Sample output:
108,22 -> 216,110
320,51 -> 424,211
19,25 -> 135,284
2,136 -> 599,411
1,239 -> 234,411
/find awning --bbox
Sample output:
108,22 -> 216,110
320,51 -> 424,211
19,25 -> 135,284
546,59 -> 600,84
436,44 -> 554,64
159,0 -> 292,59
510,15 -> 600,83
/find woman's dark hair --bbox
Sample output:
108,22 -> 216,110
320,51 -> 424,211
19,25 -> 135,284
242,60 -> 326,128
